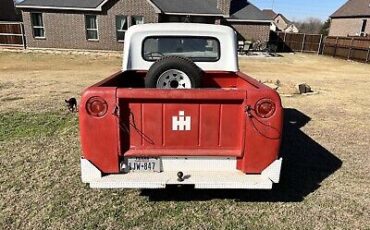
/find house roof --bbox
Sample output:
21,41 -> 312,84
277,13 -> 292,24
331,0 -> 370,18
262,9 -> 292,24
16,0 -> 108,11
16,0 -> 270,22
228,2 -> 271,21
150,0 -> 223,16
262,9 -> 278,19
151,0 -> 270,20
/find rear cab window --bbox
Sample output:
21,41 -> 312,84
143,36 -> 220,62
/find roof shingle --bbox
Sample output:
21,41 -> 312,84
331,0 -> 370,18
16,0 -> 106,9
262,9 -> 277,19
229,2 -> 271,21
16,0 -> 270,22
150,0 -> 223,15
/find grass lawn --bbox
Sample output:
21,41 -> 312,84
1,51 -> 369,229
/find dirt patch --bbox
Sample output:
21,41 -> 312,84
1,96 -> 24,102
0,82 -> 15,90
261,80 -> 317,97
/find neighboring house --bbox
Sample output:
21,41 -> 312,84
225,1 -> 272,42
262,9 -> 299,33
15,0 -> 271,51
0,0 -> 22,21
284,24 -> 299,33
329,0 -> 370,37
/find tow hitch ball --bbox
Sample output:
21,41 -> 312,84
177,171 -> 184,182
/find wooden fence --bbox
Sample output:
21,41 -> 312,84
0,21 -> 26,48
270,31 -> 323,53
322,36 -> 370,63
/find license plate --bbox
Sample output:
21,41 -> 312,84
127,157 -> 160,172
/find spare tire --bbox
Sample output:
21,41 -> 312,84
145,56 -> 202,89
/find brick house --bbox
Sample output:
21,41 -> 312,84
329,0 -> 370,37
0,0 -> 22,21
262,9 -> 299,33
16,0 -> 271,51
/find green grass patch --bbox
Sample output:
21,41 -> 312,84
0,112 -> 77,141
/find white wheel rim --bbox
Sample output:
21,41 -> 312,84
156,69 -> 192,89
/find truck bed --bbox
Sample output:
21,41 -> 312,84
79,70 -> 283,176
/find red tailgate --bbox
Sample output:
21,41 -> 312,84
117,89 -> 247,157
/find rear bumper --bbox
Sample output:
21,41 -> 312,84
81,158 -> 282,189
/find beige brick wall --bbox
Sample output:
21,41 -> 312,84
22,0 -> 158,51
274,15 -> 288,31
227,22 -> 270,42
329,17 -> 370,37
217,0 -> 231,16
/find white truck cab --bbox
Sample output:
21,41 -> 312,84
122,23 -> 239,72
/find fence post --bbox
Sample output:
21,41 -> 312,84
20,23 -> 26,49
301,33 -> 306,52
333,36 -> 339,57
347,38 -> 354,60
283,32 -> 287,52
318,34 -> 323,55
366,47 -> 370,63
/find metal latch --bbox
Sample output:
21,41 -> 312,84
112,104 -> 120,116
245,105 -> 253,117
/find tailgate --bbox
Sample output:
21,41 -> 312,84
117,89 -> 246,157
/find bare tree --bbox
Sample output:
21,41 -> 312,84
293,17 -> 324,34
320,18 -> 331,36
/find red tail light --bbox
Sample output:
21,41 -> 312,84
86,96 -> 108,117
255,99 -> 276,118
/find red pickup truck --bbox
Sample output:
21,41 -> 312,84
79,23 -> 283,189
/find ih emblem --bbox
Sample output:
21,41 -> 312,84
172,111 -> 191,131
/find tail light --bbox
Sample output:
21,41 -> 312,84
86,96 -> 108,117
255,99 -> 276,118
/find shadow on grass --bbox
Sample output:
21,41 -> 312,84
140,108 -> 342,202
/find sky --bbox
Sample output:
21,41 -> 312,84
249,0 -> 348,21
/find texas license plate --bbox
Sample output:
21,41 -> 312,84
127,157 -> 160,172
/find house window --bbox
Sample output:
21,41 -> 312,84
115,15 -> 144,41
131,16 -> 144,26
31,13 -> 45,38
361,19 -> 367,36
116,16 -> 128,42
85,15 -> 99,40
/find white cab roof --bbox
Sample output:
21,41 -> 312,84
122,23 -> 239,72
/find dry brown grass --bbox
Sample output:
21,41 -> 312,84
0,51 -> 121,112
1,51 -> 369,229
